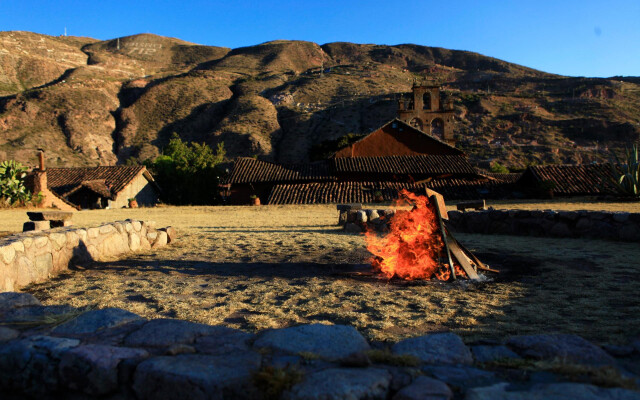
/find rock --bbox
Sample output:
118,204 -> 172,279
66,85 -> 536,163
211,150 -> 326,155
1,304 -> 75,323
0,292 -> 41,310
132,221 -> 142,231
338,211 -> 348,225
23,221 -> 51,232
392,333 -> 473,365
0,335 -> 80,395
0,244 -> 16,264
368,210 -> 380,222
129,233 -> 141,251
152,231 -> 168,248
464,382 -> 640,400
507,334 -> 617,366
345,222 -> 364,233
87,227 -> 99,238
356,210 -> 368,224
613,212 -> 630,223
133,352 -> 262,400
59,344 -> 149,395
549,222 -> 572,237
52,308 -> 143,335
165,344 -> 196,355
285,367 -> 391,400
422,365 -> 500,389
471,345 -> 521,363
393,376 -> 453,400
194,326 -> 255,355
254,323 -> 370,360
602,344 -> 636,358
160,226 -> 177,243
124,319 -> 222,348
340,351 -> 373,367
147,231 -> 158,241
0,326 -> 19,341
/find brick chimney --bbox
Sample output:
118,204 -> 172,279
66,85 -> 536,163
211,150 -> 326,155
31,151 -> 47,194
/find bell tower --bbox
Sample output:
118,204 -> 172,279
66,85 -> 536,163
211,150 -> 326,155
397,82 -> 455,145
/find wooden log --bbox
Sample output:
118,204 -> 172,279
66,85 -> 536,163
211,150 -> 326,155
430,195 -> 456,280
447,235 -> 480,280
445,227 -> 499,273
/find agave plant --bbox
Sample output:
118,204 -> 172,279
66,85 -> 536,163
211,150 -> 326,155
608,144 -> 640,198
0,160 -> 32,205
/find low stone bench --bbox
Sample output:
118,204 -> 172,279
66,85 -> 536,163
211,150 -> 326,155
337,204 -> 363,225
23,211 -> 74,232
341,208 -> 395,233
456,200 -> 486,211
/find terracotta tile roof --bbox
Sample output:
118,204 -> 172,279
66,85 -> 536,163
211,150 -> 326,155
227,155 -> 477,185
332,155 -> 476,175
226,158 -> 335,184
65,179 -> 115,200
46,166 -> 149,196
484,173 -> 523,183
521,164 -> 617,195
267,178 -> 515,204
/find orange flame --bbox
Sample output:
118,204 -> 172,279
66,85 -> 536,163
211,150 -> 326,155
365,189 -> 448,280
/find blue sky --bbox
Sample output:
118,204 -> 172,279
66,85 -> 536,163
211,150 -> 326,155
1,0 -> 638,77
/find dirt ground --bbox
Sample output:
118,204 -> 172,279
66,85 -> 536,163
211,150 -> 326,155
2,200 -> 639,344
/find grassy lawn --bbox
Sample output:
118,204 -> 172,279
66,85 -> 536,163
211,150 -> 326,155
1,201 -> 638,344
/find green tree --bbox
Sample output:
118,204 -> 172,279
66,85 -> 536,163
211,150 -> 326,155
145,134 -> 226,205
0,160 -> 32,205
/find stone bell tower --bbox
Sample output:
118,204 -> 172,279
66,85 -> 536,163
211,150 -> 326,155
397,82 -> 455,145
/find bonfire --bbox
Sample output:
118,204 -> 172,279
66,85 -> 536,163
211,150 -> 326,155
365,189 -> 492,281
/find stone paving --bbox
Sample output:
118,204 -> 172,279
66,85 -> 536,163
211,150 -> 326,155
1,292 -> 639,399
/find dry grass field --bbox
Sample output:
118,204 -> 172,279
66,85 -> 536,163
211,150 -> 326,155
1,199 -> 639,345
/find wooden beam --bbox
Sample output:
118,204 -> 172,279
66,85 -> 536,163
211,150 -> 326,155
447,235 -> 480,280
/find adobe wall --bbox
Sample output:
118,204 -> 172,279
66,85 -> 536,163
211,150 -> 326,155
446,209 -> 640,242
0,220 -> 175,292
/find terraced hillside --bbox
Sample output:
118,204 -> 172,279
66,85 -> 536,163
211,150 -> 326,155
1,31 -> 638,169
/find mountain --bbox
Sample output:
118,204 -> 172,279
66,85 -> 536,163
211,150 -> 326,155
1,31 -> 639,170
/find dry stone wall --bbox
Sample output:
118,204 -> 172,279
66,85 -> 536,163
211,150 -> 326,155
446,209 -> 640,242
0,293 -> 639,399
0,220 -> 175,292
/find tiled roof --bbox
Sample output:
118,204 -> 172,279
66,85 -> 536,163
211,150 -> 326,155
226,158 -> 334,184
522,164 -> 617,195
227,155 -> 477,185
65,179 -> 114,199
484,173 -> 523,183
332,155 -> 476,175
46,166 -> 150,196
267,179 -> 515,204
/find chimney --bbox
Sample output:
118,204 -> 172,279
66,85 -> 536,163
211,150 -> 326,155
38,151 -> 46,171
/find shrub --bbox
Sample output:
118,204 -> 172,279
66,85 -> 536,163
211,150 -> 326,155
490,162 -> 510,174
145,133 -> 226,205
0,160 -> 33,206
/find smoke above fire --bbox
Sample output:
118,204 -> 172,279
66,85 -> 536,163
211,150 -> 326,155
365,189 -> 453,280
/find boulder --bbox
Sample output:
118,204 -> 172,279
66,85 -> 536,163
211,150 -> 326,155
471,345 -> 521,363
285,368 -> 391,400
253,323 -> 370,360
393,376 -> 453,400
133,352 -> 261,400
422,365 -> 500,390
52,308 -> 144,335
59,344 -> 149,395
507,334 -> 617,366
465,382 -> 640,400
124,319 -> 223,348
392,333 -> 473,365
0,292 -> 41,310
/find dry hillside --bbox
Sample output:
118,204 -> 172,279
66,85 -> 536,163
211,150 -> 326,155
1,31 -> 639,169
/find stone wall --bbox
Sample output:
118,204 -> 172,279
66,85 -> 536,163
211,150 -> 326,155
447,209 -> 640,242
0,293 -> 638,400
0,220 -> 175,292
